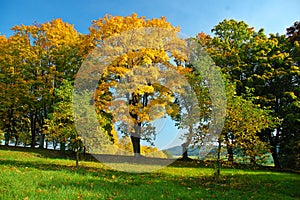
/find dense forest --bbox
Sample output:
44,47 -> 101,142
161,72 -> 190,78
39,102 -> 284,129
0,14 -> 299,170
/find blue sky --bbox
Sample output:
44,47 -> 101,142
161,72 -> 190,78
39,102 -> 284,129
1,0 -> 299,150
1,0 -> 299,37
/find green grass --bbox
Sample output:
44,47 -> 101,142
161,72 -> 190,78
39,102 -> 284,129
0,147 -> 299,200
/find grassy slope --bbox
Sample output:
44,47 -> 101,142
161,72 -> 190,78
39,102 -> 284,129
0,147 -> 299,200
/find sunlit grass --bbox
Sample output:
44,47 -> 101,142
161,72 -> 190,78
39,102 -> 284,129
0,147 -> 299,200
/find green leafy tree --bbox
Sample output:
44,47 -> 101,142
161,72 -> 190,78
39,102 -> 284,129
176,63 -> 212,160
277,21 -> 300,169
199,19 -> 299,168
223,84 -> 276,164
43,80 -> 79,151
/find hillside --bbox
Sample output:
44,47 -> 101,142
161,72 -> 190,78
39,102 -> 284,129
164,145 -> 219,157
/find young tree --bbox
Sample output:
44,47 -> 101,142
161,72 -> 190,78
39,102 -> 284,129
175,63 -> 211,160
222,84 -> 276,164
43,80 -> 78,151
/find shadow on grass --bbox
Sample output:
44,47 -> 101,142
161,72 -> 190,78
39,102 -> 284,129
0,158 -> 109,176
0,145 -> 77,160
0,145 -> 178,165
1,156 -> 299,199
2,145 -> 299,176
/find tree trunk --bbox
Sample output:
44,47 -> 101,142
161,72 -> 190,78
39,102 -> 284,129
83,146 -> 86,159
76,150 -> 79,168
131,123 -> 141,157
38,112 -> 46,149
216,139 -> 222,179
4,133 -> 9,146
60,142 -> 66,151
227,146 -> 234,163
268,129 -> 281,168
14,135 -> 18,146
271,146 -> 281,168
181,142 -> 189,160
181,125 -> 193,160
225,133 -> 234,163
53,140 -> 57,150
130,135 -> 141,157
30,110 -> 37,148
5,107 -> 14,146
39,134 -> 45,149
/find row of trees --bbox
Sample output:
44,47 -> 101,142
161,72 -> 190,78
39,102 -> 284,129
0,14 -> 299,169
0,19 -> 86,150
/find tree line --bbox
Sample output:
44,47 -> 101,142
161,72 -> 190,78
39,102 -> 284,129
0,14 -> 299,169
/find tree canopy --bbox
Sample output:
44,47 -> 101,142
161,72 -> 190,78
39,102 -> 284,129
0,14 -> 298,169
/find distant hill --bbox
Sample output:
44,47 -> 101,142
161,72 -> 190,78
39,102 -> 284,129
163,146 -> 202,157
163,145 -> 220,158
